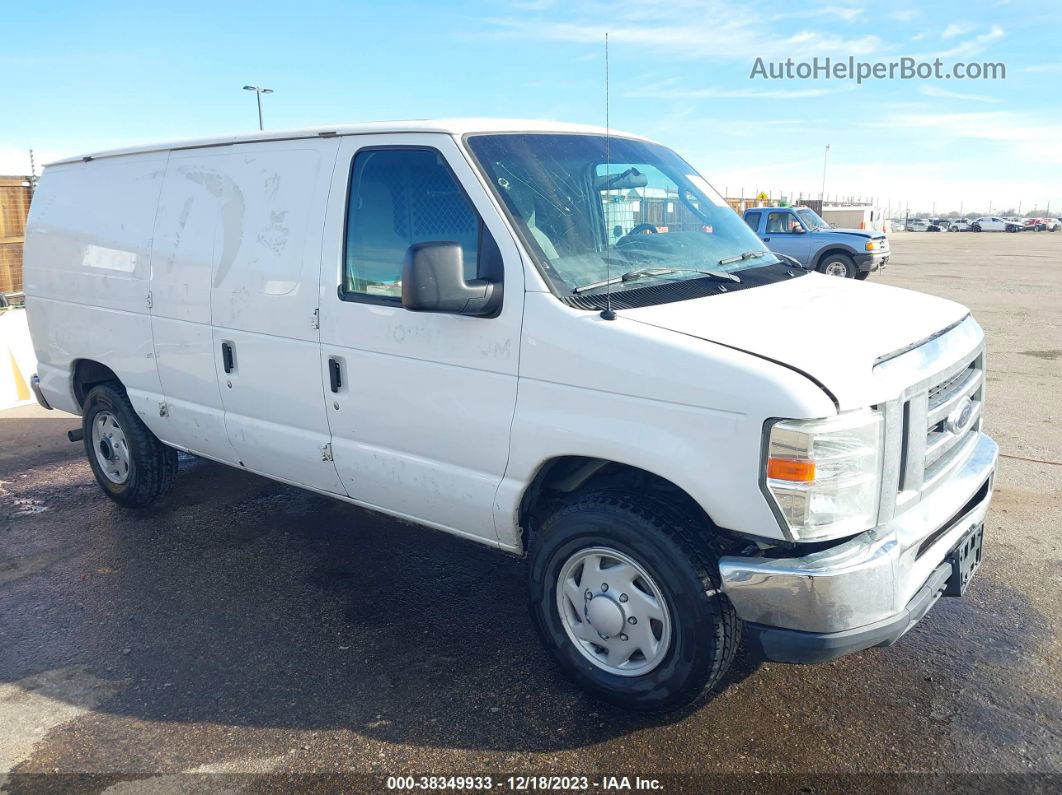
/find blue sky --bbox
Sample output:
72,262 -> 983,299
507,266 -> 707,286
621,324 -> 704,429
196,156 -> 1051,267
3,0 -> 1060,214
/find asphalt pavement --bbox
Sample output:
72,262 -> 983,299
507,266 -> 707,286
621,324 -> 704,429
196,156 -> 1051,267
1,231 -> 1060,792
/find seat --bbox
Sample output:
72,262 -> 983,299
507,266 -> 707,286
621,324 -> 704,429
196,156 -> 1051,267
505,181 -> 560,260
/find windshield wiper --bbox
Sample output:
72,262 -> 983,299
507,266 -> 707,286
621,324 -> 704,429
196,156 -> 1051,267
718,250 -> 771,266
572,267 -> 740,294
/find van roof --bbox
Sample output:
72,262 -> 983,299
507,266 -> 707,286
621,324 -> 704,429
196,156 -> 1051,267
47,118 -> 651,165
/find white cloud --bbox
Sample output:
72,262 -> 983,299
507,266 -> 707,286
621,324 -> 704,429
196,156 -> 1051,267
626,84 -> 856,100
770,5 -> 864,23
918,85 -> 1001,104
1024,63 -> 1062,73
866,110 -> 1062,148
478,2 -> 884,61
931,25 -> 1005,58
942,23 -> 972,40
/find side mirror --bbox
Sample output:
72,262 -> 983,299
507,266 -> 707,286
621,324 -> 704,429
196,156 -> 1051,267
401,242 -> 500,317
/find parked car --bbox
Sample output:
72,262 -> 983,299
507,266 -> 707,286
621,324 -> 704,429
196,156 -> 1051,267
926,218 -> 950,232
23,119 -> 998,712
742,206 -> 888,278
1045,218 -> 1061,232
906,218 -> 930,231
1022,218 -> 1046,231
949,219 -> 971,232
970,216 -> 1022,232
889,219 -> 906,232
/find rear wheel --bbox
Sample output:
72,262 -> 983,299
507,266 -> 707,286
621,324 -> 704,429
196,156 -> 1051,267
817,253 -> 856,278
82,383 -> 177,507
528,490 -> 740,712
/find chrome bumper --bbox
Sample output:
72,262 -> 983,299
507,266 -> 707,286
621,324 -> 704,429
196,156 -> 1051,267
720,432 -> 997,649
30,374 -> 53,411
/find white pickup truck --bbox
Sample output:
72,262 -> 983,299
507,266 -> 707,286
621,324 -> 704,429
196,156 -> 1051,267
24,119 -> 997,711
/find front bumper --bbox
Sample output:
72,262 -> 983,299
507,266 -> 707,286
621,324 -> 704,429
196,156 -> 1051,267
854,250 -> 889,272
719,431 -> 997,663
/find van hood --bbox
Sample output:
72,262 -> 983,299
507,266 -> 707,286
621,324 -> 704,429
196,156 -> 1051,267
621,273 -> 968,410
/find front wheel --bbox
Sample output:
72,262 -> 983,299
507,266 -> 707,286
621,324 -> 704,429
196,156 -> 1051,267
528,491 -> 740,712
817,253 -> 856,278
82,383 -> 178,508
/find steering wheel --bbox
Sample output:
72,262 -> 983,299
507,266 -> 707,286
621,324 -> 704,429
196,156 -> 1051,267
626,223 -> 658,236
617,223 -> 659,246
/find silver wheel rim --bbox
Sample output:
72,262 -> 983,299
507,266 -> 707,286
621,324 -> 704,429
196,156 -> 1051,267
91,410 -> 131,484
556,546 -> 672,677
823,261 -> 848,277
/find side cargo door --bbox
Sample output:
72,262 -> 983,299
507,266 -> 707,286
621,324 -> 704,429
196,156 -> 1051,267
317,134 -> 525,544
149,148 -> 238,463
208,137 -> 346,494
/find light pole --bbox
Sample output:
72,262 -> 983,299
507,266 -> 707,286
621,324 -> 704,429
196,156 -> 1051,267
820,144 -> 830,205
242,85 -> 274,131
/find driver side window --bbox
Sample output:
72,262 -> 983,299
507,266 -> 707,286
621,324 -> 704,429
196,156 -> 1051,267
343,148 -> 481,302
766,212 -> 795,234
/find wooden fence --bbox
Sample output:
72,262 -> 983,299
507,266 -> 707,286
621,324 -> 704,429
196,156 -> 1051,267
0,176 -> 32,294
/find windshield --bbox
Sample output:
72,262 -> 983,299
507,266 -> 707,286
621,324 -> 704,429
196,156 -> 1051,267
464,133 -> 782,295
795,207 -> 829,230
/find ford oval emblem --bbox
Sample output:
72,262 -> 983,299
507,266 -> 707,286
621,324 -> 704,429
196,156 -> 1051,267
945,397 -> 975,435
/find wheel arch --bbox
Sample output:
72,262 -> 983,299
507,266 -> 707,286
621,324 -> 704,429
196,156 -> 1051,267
813,246 -> 858,269
72,359 -> 123,409
517,456 -> 731,555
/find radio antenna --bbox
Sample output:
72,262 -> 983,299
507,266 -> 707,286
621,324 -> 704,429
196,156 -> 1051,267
600,32 -> 616,321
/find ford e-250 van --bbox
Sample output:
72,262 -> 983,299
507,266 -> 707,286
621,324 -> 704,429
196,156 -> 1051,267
24,120 -> 996,711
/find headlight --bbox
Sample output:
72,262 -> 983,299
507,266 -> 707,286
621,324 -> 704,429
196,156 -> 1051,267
865,241 -> 877,251
762,410 -> 884,541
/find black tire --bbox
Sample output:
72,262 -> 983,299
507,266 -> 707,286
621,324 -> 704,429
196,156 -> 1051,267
816,252 -> 856,278
82,382 -> 177,508
971,225 -> 981,232
528,490 -> 740,712
855,270 -> 871,280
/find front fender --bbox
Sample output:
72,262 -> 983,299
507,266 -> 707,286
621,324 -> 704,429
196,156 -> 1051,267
812,242 -> 862,268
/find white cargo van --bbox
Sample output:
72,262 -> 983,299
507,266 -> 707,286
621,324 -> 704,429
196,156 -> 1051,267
24,120 -> 997,711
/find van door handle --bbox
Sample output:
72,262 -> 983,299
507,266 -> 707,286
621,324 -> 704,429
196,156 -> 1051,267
328,357 -> 342,393
221,342 -> 235,374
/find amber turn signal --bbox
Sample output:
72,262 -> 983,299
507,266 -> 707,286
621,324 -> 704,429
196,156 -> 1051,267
766,458 -> 816,482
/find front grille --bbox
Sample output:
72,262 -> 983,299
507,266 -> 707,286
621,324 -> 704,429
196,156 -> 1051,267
875,317 -> 986,524
922,354 -> 983,488
928,368 -> 967,404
